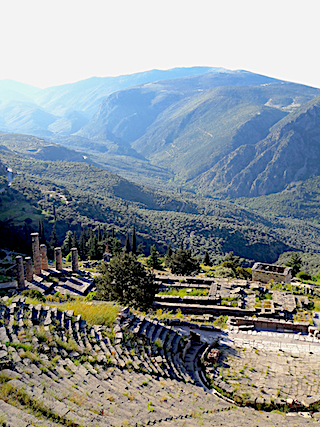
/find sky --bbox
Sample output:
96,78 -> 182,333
0,0 -> 319,89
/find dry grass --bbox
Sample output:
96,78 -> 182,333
56,301 -> 120,327
23,296 -> 120,328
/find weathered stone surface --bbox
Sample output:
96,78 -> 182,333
40,244 -> 49,270
25,257 -> 33,282
31,232 -> 41,275
15,256 -> 25,289
54,247 -> 63,271
71,247 -> 79,272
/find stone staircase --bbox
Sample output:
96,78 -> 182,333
0,297 -> 315,426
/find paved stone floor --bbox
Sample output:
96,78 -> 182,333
217,345 -> 320,404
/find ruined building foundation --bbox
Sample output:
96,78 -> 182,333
31,232 -> 41,275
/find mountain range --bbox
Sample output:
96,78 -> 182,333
1,67 -> 320,200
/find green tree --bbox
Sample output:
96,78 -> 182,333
203,251 -> 211,266
61,230 -> 73,256
108,236 -> 122,256
88,234 -> 99,260
49,223 -> 58,249
79,229 -> 87,260
132,224 -> 137,255
38,218 -> 46,244
96,252 -> 158,311
286,253 -> 302,276
71,231 -> 79,250
125,233 -> 131,253
168,248 -> 200,276
214,266 -> 235,278
221,251 -> 242,273
136,242 -> 145,256
147,244 -> 162,269
164,243 -> 173,267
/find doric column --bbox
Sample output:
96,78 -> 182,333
15,256 -> 25,289
54,247 -> 63,271
40,244 -> 49,270
25,257 -> 33,282
31,232 -> 41,275
71,247 -> 79,272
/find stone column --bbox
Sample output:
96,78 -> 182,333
71,247 -> 79,272
15,256 -> 25,289
54,247 -> 63,271
40,244 -> 49,270
25,257 -> 33,282
31,232 -> 41,275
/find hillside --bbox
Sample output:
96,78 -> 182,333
2,69 -> 320,199
80,78 -> 320,189
195,96 -> 320,197
233,175 -> 320,223
35,66 -> 218,118
78,70 -> 285,143
0,133 -> 93,163
2,152 -> 320,264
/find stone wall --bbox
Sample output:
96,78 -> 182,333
252,263 -> 292,284
229,316 -> 309,334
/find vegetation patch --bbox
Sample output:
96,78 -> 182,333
57,301 -> 120,327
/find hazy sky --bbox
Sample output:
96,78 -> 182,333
1,0 -> 319,89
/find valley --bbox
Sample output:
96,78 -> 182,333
2,66 -> 320,425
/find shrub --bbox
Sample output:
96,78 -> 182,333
214,266 -> 235,278
296,271 -> 312,281
21,289 -> 45,303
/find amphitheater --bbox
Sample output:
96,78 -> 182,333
0,295 -> 319,426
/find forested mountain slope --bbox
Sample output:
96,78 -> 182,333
0,133 -> 92,163
194,96 -> 320,197
2,69 -> 320,200
2,151 -> 320,264
81,77 -> 320,190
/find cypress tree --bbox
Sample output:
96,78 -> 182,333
53,205 -> 57,221
164,243 -> 173,267
132,224 -> 136,255
203,251 -> 211,266
49,223 -> 58,248
88,235 -> 99,260
147,245 -> 162,269
103,226 -> 108,241
79,230 -> 87,260
71,231 -> 79,250
61,230 -> 73,255
40,218 -> 46,244
125,233 -> 131,253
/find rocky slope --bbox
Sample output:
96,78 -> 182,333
194,96 -> 320,197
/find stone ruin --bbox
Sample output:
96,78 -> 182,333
252,262 -> 293,284
0,297 -> 317,425
14,233 -> 90,297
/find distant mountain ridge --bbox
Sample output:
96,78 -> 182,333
0,67 -> 222,144
194,96 -> 320,196
2,67 -> 320,199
